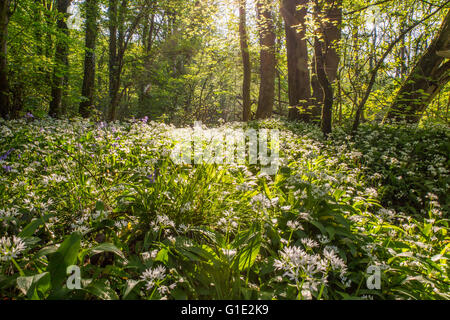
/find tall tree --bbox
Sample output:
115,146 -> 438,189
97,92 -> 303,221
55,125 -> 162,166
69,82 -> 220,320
386,10 -> 450,123
108,0 -> 120,121
79,0 -> 99,118
108,0 -> 150,121
49,0 -> 72,118
312,0 -> 334,136
239,0 -> 251,121
311,0 -> 341,121
322,0 -> 341,83
0,0 -> 14,119
255,0 -> 276,119
281,0 -> 311,121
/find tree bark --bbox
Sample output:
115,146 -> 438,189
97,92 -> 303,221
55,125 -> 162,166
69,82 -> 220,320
239,0 -> 252,122
79,0 -> 99,118
322,0 -> 342,83
311,0 -> 342,120
386,10 -> 450,123
0,0 -> 11,119
313,0 -> 335,136
108,0 -> 120,121
49,0 -> 72,118
255,0 -> 276,119
314,38 -> 333,136
281,0 -> 312,121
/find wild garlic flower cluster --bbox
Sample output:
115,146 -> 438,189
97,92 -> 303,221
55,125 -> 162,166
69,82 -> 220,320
140,265 -> 178,299
140,265 -> 167,290
274,242 -> 347,296
217,209 -> 239,233
0,236 -> 26,261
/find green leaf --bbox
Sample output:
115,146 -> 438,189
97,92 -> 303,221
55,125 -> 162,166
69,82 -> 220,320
83,279 -> 119,300
48,232 -> 82,289
155,247 -> 169,264
17,272 -> 50,299
123,279 -> 145,300
19,214 -> 53,238
90,243 -> 126,260
237,236 -> 261,272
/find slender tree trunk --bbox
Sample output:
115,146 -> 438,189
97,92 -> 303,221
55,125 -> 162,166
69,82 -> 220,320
281,0 -> 312,121
79,0 -> 99,118
310,61 -> 323,116
239,0 -> 252,122
255,0 -> 276,119
147,14 -> 155,53
49,0 -> 72,118
0,0 -> 11,119
108,0 -> 120,121
314,37 -> 333,136
386,10 -> 450,123
323,0 -> 342,83
313,0 -> 335,136
311,0 -> 341,120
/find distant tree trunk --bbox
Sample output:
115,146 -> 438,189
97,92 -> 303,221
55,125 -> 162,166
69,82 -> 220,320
255,0 -> 276,119
108,0 -> 145,121
49,0 -> 72,118
239,0 -> 251,122
108,0 -> 120,121
323,0 -> 342,83
313,0 -> 334,136
314,37 -> 333,136
146,14 -> 155,53
310,62 -> 323,116
0,0 -> 11,119
79,0 -> 99,118
311,0 -> 341,121
386,10 -> 450,123
281,0 -> 311,121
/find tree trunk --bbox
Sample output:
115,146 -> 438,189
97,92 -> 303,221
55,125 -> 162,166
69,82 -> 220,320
49,0 -> 72,118
386,10 -> 450,123
108,0 -> 150,121
311,0 -> 342,120
310,62 -> 323,116
0,0 -> 10,119
255,0 -> 276,119
322,0 -> 342,83
108,0 -> 120,121
239,0 -> 252,122
79,0 -> 99,118
314,37 -> 333,136
313,0 -> 335,136
281,0 -> 312,121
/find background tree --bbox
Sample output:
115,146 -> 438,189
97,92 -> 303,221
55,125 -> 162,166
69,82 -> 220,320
239,0 -> 252,121
312,0 -> 334,135
79,0 -> 99,118
255,0 -> 276,119
386,9 -> 450,123
0,0 -> 15,119
49,0 -> 72,118
281,0 -> 311,121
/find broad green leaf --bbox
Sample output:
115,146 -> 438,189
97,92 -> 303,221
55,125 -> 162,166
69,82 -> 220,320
90,243 -> 126,260
19,214 -> 54,238
48,232 -> 82,289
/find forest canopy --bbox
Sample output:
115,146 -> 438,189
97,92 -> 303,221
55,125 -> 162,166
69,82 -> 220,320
0,0 -> 448,127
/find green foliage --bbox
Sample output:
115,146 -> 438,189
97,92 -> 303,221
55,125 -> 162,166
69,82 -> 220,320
0,118 -> 448,300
